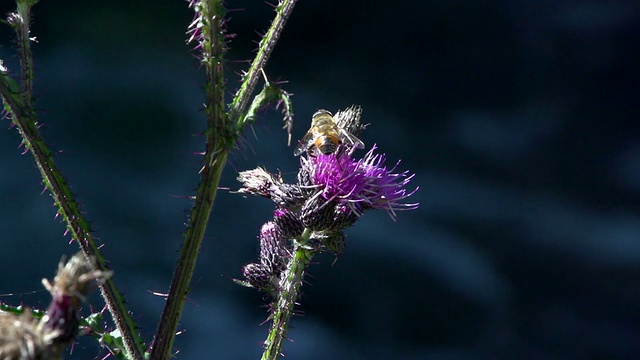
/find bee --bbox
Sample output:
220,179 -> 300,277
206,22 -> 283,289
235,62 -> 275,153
294,109 -> 365,156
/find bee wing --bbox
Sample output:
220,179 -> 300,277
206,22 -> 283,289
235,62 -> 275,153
293,129 -> 317,156
340,129 -> 365,150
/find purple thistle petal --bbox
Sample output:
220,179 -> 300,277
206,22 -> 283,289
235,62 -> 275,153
305,144 -> 418,220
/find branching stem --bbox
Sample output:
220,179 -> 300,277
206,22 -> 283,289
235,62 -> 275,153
229,0 -> 298,127
150,1 -> 230,359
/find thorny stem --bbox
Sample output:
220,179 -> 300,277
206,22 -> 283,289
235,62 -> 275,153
149,152 -> 228,360
14,0 -> 36,102
0,68 -> 145,359
152,1 -> 297,357
150,1 -> 230,359
229,0 -> 298,127
262,228 -> 314,360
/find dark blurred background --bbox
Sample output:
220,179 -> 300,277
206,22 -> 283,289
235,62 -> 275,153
1,0 -> 639,359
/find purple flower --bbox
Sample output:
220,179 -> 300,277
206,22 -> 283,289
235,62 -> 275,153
301,144 -> 418,221
236,106 -> 418,294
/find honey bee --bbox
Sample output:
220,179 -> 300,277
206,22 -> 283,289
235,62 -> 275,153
294,109 -> 365,156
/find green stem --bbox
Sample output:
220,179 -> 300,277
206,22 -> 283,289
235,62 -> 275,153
262,228 -> 314,360
15,0 -> 36,102
149,1 -> 230,359
149,151 -> 228,360
229,0 -> 298,127
0,69 -> 145,360
0,303 -> 45,318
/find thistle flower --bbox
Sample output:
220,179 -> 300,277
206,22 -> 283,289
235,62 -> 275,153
236,106 -> 418,294
237,106 -> 419,359
300,145 -> 419,221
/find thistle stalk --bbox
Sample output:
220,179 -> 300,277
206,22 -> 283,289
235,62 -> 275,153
261,228 -> 314,360
0,73 -> 145,360
1,6 -> 145,359
149,1 -> 228,359
229,0 -> 298,127
13,0 -> 36,102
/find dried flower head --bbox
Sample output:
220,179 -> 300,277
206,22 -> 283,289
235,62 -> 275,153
333,105 -> 368,138
41,253 -> 111,344
42,253 -> 111,304
0,253 -> 111,359
237,168 -> 305,210
0,310 -> 59,360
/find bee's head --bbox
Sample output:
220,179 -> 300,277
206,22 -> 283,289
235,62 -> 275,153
312,109 -> 333,118
312,110 -> 335,126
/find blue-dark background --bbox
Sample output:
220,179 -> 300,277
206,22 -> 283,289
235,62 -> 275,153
1,1 -> 639,359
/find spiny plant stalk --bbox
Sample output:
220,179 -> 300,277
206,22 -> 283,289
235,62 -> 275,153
11,0 -> 36,102
150,1 -> 297,359
262,228 -> 314,360
229,0 -> 298,126
0,74 -> 145,360
0,4 -> 146,359
149,1 -> 228,356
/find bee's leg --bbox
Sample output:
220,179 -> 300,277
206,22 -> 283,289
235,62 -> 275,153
336,144 -> 351,157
